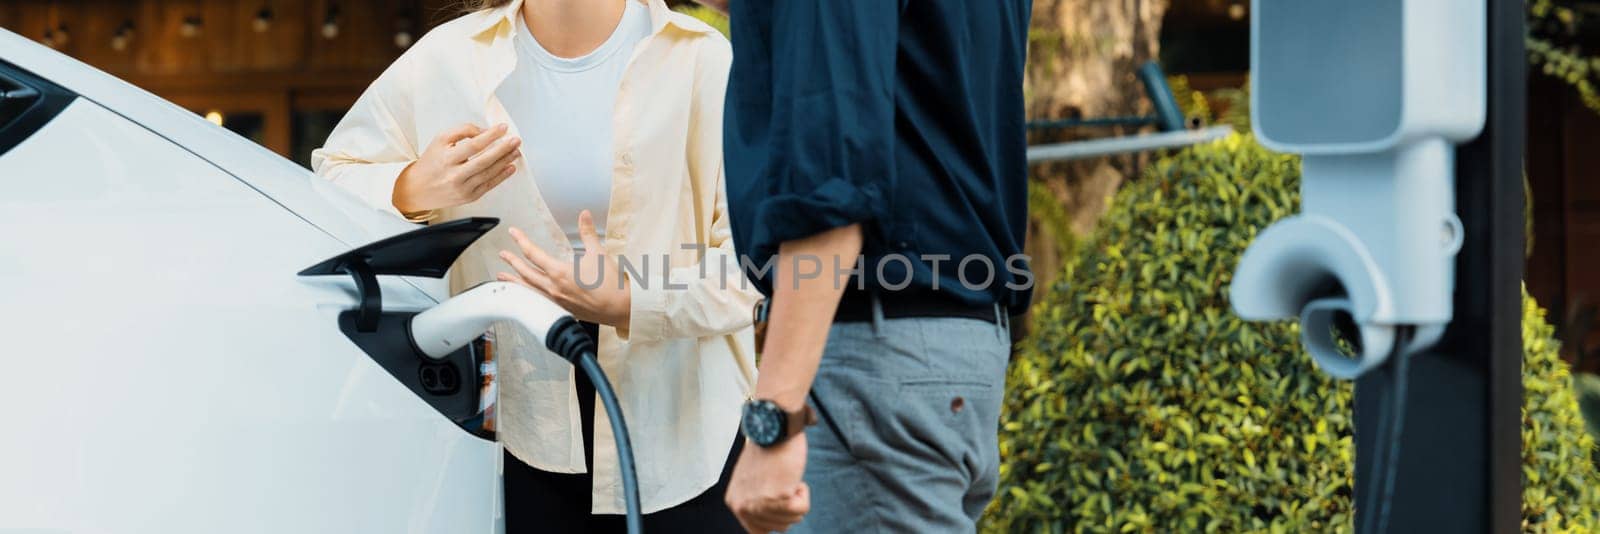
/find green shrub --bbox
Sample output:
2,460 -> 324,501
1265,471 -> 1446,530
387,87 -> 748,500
674,5 -> 729,37
1522,296 -> 1600,531
985,134 -> 1600,533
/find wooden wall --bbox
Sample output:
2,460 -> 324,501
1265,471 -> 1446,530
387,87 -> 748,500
0,0 -> 463,156
1527,73 -> 1600,370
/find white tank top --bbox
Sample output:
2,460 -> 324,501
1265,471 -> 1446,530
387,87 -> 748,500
499,1 -> 651,252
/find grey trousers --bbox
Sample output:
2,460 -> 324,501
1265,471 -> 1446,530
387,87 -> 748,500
792,312 -> 1011,533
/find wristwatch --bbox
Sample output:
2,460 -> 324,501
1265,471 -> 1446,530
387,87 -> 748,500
741,398 -> 817,448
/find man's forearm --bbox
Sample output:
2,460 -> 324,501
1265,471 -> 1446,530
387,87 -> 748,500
690,0 -> 729,15
753,224 -> 863,410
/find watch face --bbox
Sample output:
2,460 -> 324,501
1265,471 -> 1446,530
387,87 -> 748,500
742,400 -> 784,447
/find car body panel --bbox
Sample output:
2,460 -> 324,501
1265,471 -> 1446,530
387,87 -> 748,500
0,29 -> 499,533
0,28 -> 448,300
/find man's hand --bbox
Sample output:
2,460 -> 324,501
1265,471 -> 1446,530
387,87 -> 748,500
393,123 -> 521,216
725,224 -> 863,532
497,210 -> 632,329
726,433 -> 811,533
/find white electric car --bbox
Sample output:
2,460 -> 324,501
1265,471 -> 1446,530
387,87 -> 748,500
0,29 -> 509,533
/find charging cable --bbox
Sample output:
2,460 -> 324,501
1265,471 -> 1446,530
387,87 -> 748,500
409,282 -> 644,534
1360,326 -> 1415,534
545,316 -> 642,533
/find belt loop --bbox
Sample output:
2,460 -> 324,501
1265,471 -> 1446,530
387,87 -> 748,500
1006,306 -> 1014,336
994,303 -> 1005,340
870,291 -> 886,339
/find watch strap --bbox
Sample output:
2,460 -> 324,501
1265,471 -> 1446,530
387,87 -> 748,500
786,402 -> 818,439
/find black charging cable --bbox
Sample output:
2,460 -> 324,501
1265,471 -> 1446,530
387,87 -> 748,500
1360,326 -> 1415,534
545,317 -> 643,534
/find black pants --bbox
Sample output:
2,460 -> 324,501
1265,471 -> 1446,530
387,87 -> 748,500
503,322 -> 744,533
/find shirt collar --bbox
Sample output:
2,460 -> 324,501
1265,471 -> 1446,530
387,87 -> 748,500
471,0 -> 713,42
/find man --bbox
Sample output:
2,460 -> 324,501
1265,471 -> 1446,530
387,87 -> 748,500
713,1 -> 1034,532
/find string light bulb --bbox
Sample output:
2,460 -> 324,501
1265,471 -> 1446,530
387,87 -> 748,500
111,20 -> 134,52
321,4 -> 341,40
394,12 -> 414,49
180,16 -> 202,38
252,6 -> 274,33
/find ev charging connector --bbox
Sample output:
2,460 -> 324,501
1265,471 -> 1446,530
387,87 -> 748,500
410,281 -> 644,534
298,218 -> 645,534
1231,0 -> 1486,378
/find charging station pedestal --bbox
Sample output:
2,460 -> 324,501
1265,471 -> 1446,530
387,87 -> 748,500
1354,0 -> 1524,531
1232,0 -> 1524,531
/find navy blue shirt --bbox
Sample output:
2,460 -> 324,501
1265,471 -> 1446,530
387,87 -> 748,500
724,0 -> 1034,314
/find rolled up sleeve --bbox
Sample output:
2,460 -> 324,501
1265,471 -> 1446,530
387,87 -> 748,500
625,188 -> 758,343
740,0 -> 900,256
623,36 -> 761,344
310,53 -> 427,221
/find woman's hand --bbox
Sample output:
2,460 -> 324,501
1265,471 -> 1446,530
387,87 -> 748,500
393,123 -> 522,215
497,210 -> 632,330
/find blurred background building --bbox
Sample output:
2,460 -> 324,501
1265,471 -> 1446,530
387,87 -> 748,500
0,0 -> 1255,166
1,0 -> 473,167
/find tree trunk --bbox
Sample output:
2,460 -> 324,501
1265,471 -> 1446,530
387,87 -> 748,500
1023,0 -> 1169,283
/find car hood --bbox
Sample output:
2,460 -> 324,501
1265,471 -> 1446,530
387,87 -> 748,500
0,28 -> 447,301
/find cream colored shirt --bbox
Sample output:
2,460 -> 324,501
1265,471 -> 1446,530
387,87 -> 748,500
310,0 -> 759,514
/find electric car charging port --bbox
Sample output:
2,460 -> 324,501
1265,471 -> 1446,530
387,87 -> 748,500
335,309 -> 489,438
297,218 -> 502,438
419,362 -> 461,396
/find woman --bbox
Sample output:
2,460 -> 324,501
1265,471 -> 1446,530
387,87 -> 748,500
311,0 -> 757,532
